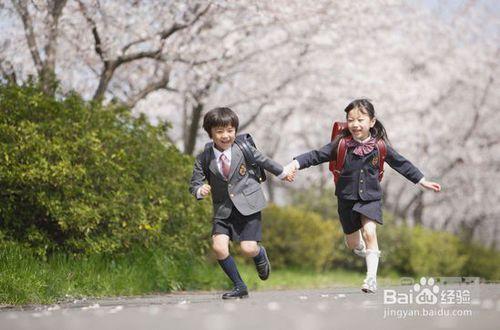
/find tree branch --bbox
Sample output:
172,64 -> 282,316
77,0 -> 105,62
117,49 -> 162,64
89,4 -> 211,102
44,0 -> 67,67
158,4 -> 211,41
239,101 -> 269,131
12,0 -> 43,75
125,67 -> 173,108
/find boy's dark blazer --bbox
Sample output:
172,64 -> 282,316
294,142 -> 424,201
190,143 -> 283,219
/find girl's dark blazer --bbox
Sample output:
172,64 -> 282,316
294,141 -> 424,201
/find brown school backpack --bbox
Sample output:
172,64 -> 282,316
328,122 -> 387,184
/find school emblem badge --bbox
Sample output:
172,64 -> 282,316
371,155 -> 379,167
239,164 -> 247,176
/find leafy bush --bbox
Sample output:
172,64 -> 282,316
262,204 -> 340,271
289,184 -> 339,220
0,83 -> 211,256
405,226 -> 468,277
460,243 -> 500,280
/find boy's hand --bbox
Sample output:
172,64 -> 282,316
419,180 -> 441,192
198,184 -> 212,197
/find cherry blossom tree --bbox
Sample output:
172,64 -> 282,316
1,0 -> 498,246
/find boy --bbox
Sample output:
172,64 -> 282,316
189,107 -> 295,299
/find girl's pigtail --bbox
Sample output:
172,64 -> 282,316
371,120 -> 390,145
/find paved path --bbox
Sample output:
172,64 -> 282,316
1,284 -> 499,330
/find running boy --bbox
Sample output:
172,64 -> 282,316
189,107 -> 295,299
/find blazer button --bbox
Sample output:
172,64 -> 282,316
359,189 -> 363,193
230,194 -> 234,197
360,170 -> 364,173
360,179 -> 364,183
228,184 -> 232,187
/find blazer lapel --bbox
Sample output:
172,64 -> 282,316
208,149 -> 226,181
228,144 -> 243,181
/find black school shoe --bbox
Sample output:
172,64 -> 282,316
255,246 -> 271,280
222,286 -> 249,299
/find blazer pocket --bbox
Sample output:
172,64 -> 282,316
243,184 -> 262,208
243,184 -> 261,196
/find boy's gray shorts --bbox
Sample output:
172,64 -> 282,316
212,207 -> 262,242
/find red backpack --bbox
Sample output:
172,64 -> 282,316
328,122 -> 387,184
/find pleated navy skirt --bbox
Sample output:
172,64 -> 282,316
337,198 -> 383,234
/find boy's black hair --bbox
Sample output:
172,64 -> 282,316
203,107 -> 239,138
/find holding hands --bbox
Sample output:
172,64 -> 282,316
282,160 -> 299,182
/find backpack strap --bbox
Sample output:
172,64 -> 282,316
234,135 -> 256,168
333,137 -> 349,184
234,134 -> 266,182
329,122 -> 348,182
376,139 -> 387,181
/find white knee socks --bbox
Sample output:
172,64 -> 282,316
365,249 -> 381,279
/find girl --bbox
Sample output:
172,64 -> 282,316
286,99 -> 441,293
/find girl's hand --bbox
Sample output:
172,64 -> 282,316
419,180 -> 441,192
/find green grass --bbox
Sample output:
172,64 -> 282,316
0,242 -> 400,306
237,263 -> 401,291
0,243 -> 219,305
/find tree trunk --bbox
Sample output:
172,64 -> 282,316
185,103 -> 203,155
412,193 -> 424,226
266,176 -> 276,203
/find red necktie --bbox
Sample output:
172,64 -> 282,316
220,154 -> 230,179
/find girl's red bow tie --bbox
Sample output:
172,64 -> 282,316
346,137 -> 377,156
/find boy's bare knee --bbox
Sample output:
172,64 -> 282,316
212,243 -> 229,259
212,241 -> 224,252
212,235 -> 229,259
240,241 -> 258,257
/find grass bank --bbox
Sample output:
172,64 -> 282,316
0,243 -> 397,306
238,263 -> 400,291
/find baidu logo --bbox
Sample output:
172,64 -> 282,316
414,277 -> 439,304
382,277 -> 477,319
384,277 -> 440,305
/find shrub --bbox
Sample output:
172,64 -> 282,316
405,226 -> 468,277
262,204 -> 339,271
0,83 -> 211,256
460,243 -> 500,280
